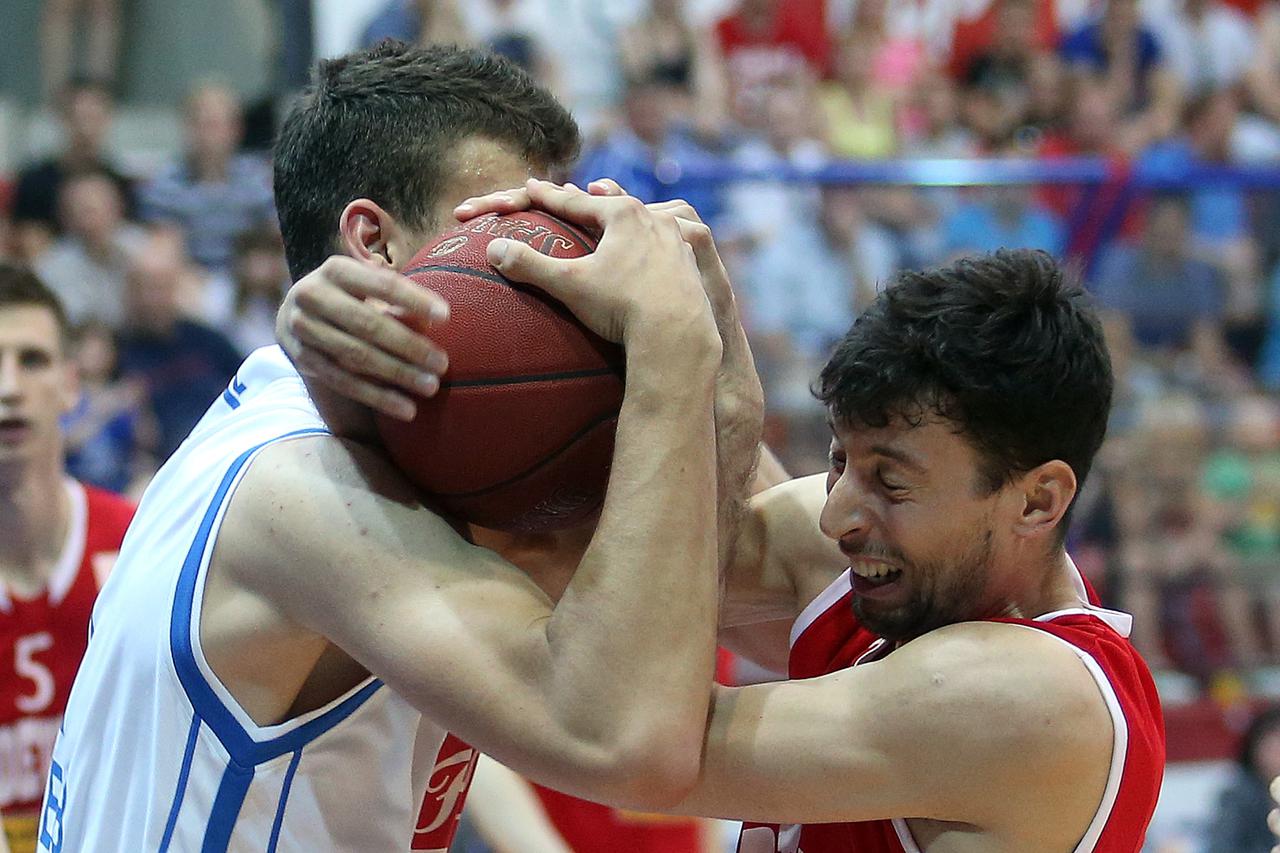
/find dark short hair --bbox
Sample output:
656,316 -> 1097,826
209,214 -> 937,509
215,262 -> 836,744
817,249 -> 1113,535
0,263 -> 70,345
273,40 -> 581,280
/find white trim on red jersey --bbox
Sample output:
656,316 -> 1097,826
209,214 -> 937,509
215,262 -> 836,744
790,568 -> 852,648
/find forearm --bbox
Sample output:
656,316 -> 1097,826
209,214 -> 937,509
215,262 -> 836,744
546,328 -> 721,803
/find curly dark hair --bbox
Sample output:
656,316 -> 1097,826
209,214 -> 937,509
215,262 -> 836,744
273,40 -> 581,280
817,249 -> 1113,535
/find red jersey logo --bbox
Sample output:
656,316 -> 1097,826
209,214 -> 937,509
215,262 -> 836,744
410,733 -> 477,851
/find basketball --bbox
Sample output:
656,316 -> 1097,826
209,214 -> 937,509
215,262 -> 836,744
375,210 -> 624,532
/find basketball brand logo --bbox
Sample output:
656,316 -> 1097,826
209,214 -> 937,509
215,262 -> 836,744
410,733 -> 477,851
466,216 -> 577,255
427,236 -> 470,258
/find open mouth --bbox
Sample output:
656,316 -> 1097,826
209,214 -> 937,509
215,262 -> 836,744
850,561 -> 904,598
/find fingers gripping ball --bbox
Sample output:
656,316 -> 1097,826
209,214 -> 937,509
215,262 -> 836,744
376,211 -> 624,532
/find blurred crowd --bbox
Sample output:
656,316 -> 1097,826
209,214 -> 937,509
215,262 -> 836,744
7,0 -> 1280,702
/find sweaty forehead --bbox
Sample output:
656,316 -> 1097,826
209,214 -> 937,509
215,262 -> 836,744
435,136 -> 537,215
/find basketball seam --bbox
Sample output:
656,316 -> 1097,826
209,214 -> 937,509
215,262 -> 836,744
402,264 -> 509,285
434,410 -> 617,499
444,367 -> 619,388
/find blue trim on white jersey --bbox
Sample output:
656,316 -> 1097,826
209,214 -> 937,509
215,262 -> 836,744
168,427 -> 385,769
266,750 -> 303,853
202,762 -> 255,852
159,716 -> 202,853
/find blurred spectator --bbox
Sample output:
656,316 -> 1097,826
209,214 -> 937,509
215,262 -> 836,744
460,0 -> 561,88
1092,194 -> 1226,350
33,170 -> 145,328
1247,0 -> 1280,125
712,0 -> 831,128
1022,52 -> 1070,137
1152,0 -> 1255,97
818,32 -> 898,160
11,78 -> 133,261
39,0 -> 120,100
945,0 -> 1061,81
1207,706 -> 1280,853
1115,394 -> 1259,674
115,228 -> 242,459
955,0 -> 1044,144
836,0 -> 928,95
62,320 -> 155,495
574,74 -> 725,223
1058,0 -> 1183,152
360,0 -> 469,47
743,185 -> 896,379
619,0 -> 727,134
138,82 -> 275,275
205,229 -> 291,357
1202,395 -> 1280,663
900,70 -> 976,157
940,156 -> 1066,259
723,81 -> 828,250
1142,90 -> 1263,361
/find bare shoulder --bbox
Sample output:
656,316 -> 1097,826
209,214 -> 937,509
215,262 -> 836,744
874,620 -> 1115,828
886,620 -> 1115,746
216,433 -> 494,602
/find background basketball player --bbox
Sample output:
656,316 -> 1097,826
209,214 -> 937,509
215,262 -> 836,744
0,265 -> 134,853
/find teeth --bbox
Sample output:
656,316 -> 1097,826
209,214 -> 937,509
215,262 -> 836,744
851,560 -> 899,579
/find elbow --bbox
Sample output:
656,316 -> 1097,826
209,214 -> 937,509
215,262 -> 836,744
604,741 -> 701,811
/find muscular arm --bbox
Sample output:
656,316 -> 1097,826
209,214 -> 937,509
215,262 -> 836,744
666,622 -> 1114,843
219,193 -> 724,808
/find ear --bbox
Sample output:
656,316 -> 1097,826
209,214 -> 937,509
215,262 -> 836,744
1011,460 -> 1077,539
338,199 -> 399,268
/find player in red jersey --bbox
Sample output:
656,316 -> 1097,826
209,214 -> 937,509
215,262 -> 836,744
0,264 -> 134,853
284,179 -> 1164,850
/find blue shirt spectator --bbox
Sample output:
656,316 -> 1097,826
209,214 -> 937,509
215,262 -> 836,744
1092,246 -> 1225,349
139,154 -> 274,274
574,77 -> 726,225
138,83 -> 276,274
942,192 -> 1065,259
116,319 -> 242,458
1059,20 -> 1162,78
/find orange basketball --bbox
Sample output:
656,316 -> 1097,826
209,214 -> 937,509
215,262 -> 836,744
375,211 -> 623,532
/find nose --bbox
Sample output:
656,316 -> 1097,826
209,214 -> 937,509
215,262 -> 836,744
819,469 -> 871,543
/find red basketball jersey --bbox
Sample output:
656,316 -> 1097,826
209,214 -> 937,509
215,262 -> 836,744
533,785 -> 704,853
738,566 -> 1165,853
0,482 -> 134,852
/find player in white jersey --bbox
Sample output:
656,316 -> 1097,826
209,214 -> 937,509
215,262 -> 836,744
39,43 -> 755,853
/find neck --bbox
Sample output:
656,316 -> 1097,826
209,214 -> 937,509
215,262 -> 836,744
1002,549 -> 1082,621
0,463 -> 70,592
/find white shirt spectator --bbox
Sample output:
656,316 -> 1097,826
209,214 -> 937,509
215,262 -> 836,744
34,225 -> 146,328
1146,0 -> 1255,94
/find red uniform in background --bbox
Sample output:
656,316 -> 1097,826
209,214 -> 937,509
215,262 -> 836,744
0,482 -> 134,853
737,567 -> 1166,853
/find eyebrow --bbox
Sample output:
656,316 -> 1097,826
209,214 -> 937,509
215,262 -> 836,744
869,444 -> 926,474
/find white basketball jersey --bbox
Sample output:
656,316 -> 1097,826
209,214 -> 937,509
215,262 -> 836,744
37,347 -> 474,853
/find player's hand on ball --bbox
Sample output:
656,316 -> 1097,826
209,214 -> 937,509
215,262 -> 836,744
485,179 -> 717,352
277,256 -> 451,422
